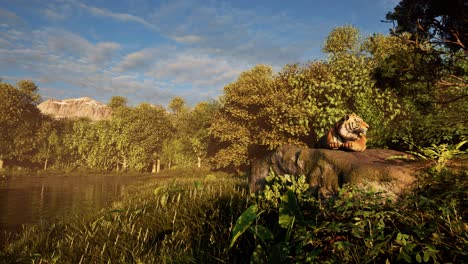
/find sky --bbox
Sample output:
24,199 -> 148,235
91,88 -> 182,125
0,0 -> 400,107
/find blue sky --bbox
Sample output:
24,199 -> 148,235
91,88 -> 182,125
0,0 -> 399,106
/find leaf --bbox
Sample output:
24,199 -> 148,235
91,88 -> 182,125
194,180 -> 202,189
416,253 -> 422,263
249,225 -> 274,245
455,140 -> 467,151
398,251 -> 412,263
160,194 -> 168,207
423,251 -> 430,262
229,204 -> 258,249
279,190 -> 302,229
250,244 -> 267,264
153,186 -> 166,196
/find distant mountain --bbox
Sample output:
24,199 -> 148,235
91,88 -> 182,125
38,97 -> 112,121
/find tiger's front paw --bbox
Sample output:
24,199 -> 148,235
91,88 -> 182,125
343,142 -> 354,149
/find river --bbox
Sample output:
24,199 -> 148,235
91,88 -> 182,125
0,174 -> 155,242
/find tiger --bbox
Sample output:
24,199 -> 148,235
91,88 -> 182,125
315,113 -> 369,152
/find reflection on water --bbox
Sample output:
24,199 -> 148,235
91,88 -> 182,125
0,174 -> 153,240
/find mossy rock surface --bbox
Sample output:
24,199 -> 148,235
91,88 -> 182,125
250,145 -> 427,198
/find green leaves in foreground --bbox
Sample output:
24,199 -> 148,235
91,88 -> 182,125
279,190 -> 303,229
230,170 -> 467,263
229,204 -> 258,248
230,189 -> 302,246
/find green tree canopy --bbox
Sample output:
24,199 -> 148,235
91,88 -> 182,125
209,64 -> 275,169
108,96 -> 128,110
0,80 -> 44,168
386,0 -> 466,53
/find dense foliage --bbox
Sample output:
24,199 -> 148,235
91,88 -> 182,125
0,81 -> 44,169
385,0 -> 466,53
0,1 -> 466,173
209,25 -> 466,169
230,169 -> 467,263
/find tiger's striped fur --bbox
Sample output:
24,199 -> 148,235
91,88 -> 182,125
315,113 -> 369,152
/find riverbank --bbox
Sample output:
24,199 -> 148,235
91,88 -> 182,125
0,166 -> 466,263
0,168 -> 251,263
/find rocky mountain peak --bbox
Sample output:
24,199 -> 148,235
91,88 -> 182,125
38,97 -> 112,121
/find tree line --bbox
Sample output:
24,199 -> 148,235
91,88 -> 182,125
0,87 -> 217,172
1,0 -> 466,173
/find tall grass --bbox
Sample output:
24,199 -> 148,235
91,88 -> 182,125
0,169 -> 251,263
1,166 -> 466,263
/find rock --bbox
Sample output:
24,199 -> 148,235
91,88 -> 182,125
249,145 -> 427,199
38,97 -> 112,121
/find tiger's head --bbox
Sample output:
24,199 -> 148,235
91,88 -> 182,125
336,113 -> 369,141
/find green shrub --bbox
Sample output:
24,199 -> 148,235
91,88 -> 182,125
231,171 -> 467,263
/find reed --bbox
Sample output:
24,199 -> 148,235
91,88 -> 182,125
0,169 -> 250,263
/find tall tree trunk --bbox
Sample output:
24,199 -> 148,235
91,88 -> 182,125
44,158 -> 48,170
168,160 -> 172,169
197,156 -> 201,168
152,159 -> 158,173
151,154 -> 161,173
123,156 -> 128,171
0,159 -> 4,170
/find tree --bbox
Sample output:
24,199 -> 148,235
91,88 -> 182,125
209,65 -> 275,170
321,27 -> 402,147
46,119 -> 80,169
126,103 -> 173,172
33,117 -> 61,170
168,96 -> 187,115
109,107 -> 133,171
323,25 -> 360,54
0,80 -> 43,169
380,0 -> 468,147
282,26 -> 403,148
386,0 -> 466,53
186,101 -> 219,168
108,96 -> 128,110
385,0 -> 467,102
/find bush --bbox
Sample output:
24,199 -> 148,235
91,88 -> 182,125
231,171 -> 467,263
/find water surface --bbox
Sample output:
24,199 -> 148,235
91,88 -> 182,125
0,174 -> 155,241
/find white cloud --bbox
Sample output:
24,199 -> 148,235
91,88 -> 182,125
68,0 -> 159,31
41,8 -> 67,21
32,28 -> 121,66
0,8 -> 25,27
0,24 -> 182,105
172,34 -> 203,44
0,1 -> 334,106
113,48 -> 160,72
148,0 -> 323,66
62,0 -> 321,66
147,49 -> 247,88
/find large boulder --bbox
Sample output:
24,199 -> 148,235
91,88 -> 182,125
249,145 -> 427,198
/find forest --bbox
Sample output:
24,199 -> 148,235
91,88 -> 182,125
0,8 -> 466,174
0,0 -> 467,262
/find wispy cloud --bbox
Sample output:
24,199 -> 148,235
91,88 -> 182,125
33,28 -> 121,65
3,0 -> 368,106
113,48 -> 162,73
148,0 -> 325,65
147,49 -> 247,87
67,0 -> 159,31
0,8 -> 26,27
41,8 -> 67,21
